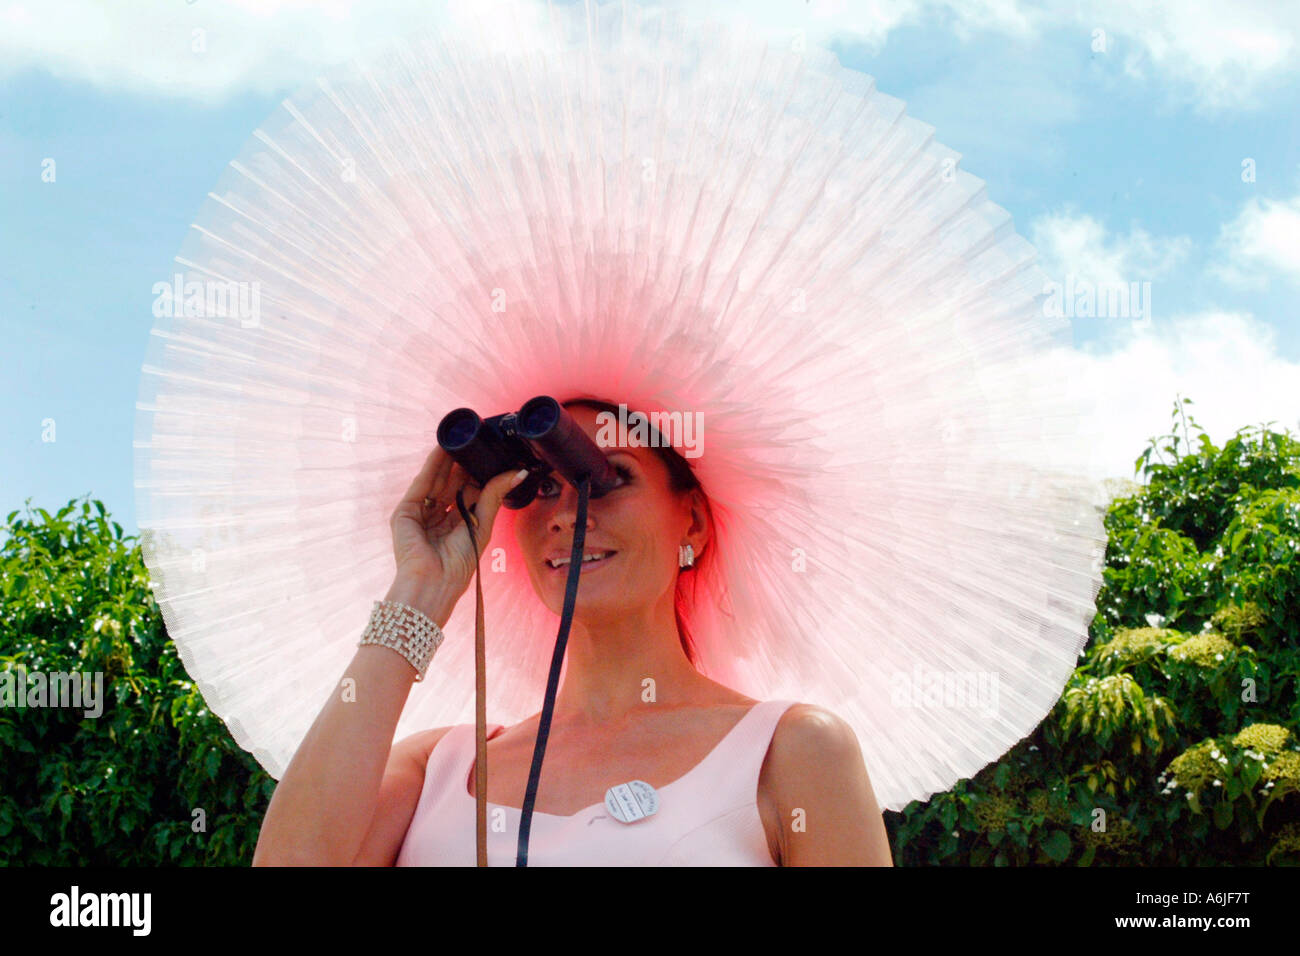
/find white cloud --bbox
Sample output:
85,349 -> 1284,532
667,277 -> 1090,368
711,1 -> 1300,112
4,0 -> 1296,112
694,0 -> 926,53
1097,0 -> 1298,112
1213,192 -> 1300,289
1020,210 -> 1298,489
0,0 -> 537,101
0,0 -> 926,102
1030,208 -> 1193,287
1031,310 -> 1300,490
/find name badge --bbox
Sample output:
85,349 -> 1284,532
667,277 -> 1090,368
604,781 -> 659,823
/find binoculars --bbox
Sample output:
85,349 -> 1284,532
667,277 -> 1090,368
436,396 -> 621,509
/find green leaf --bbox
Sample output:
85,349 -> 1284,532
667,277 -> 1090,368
1041,829 -> 1071,862
1213,800 -> 1233,830
204,748 -> 221,781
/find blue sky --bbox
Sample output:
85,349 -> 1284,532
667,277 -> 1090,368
2,0 -> 1298,538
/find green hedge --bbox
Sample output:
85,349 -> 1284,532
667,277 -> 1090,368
0,499 -> 273,865
888,398 -> 1300,864
3,396 -> 1298,865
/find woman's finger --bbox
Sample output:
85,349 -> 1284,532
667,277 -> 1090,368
471,468 -> 530,539
425,461 -> 473,516
400,446 -> 452,509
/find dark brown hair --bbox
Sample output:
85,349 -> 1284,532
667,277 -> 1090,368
561,398 -> 714,668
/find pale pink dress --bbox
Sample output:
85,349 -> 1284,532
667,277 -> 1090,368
396,699 -> 798,866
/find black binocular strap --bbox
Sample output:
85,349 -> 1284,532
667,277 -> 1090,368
456,475 -> 591,867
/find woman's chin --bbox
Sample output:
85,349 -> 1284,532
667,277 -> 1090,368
542,580 -> 634,619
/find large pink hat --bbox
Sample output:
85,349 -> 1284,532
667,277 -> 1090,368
134,0 -> 1107,812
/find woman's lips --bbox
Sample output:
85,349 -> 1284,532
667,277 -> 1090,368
545,551 -> 618,575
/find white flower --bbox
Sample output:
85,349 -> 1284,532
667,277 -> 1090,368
1145,613 -> 1166,628
951,831 -> 959,838
1265,781 -> 1275,789
1210,749 -> 1220,759
1214,653 -> 1224,661
1212,780 -> 1222,787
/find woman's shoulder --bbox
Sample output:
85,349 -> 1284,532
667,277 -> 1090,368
760,702 -> 869,813
393,724 -> 460,766
768,702 -> 861,762
708,685 -> 850,736
698,689 -> 858,755
771,700 -> 855,734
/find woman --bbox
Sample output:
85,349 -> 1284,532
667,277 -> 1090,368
253,398 -> 893,866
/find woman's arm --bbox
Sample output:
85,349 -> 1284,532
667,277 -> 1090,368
762,704 -> 894,866
253,451 -> 525,866
350,725 -> 453,866
252,580 -> 457,867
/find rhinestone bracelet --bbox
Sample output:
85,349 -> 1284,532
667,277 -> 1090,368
358,599 -> 444,682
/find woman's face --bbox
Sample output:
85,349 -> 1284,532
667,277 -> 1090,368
513,404 -> 702,619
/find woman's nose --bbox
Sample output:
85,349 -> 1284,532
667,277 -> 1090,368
548,481 -> 596,532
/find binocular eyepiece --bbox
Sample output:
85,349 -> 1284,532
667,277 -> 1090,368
436,396 -> 621,509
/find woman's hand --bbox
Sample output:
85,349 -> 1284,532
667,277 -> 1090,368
386,447 -> 527,623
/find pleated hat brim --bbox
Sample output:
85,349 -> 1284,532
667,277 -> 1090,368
134,0 -> 1108,811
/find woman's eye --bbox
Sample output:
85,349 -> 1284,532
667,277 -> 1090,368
535,465 -> 632,499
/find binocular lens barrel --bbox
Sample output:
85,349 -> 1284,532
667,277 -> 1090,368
437,408 -> 483,451
518,396 -> 617,497
437,406 -> 522,490
516,396 -> 560,439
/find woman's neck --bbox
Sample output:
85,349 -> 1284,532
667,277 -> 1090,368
549,597 -> 709,726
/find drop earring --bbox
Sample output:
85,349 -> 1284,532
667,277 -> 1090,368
678,543 -> 695,569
